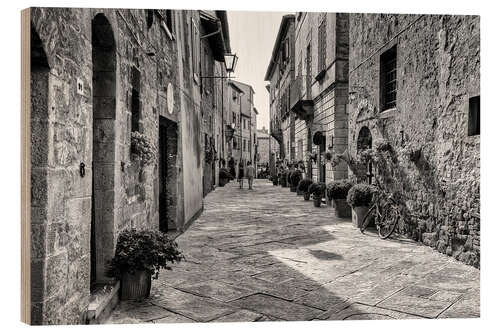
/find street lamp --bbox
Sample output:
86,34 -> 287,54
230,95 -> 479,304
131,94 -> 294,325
224,54 -> 238,74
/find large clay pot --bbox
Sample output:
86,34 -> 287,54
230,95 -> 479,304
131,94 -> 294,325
333,199 -> 352,218
120,270 -> 151,300
352,206 -> 370,228
303,192 -> 311,201
313,196 -> 322,207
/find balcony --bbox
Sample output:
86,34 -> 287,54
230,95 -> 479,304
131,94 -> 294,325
290,75 -> 314,121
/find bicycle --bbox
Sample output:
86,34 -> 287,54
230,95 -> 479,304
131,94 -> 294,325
360,181 -> 403,239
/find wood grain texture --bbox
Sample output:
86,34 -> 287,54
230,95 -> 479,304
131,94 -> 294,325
21,7 -> 31,325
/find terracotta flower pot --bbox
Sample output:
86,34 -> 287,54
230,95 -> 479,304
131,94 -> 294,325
120,270 -> 152,300
333,199 -> 352,218
352,206 -> 370,228
313,196 -> 322,207
303,192 -> 311,201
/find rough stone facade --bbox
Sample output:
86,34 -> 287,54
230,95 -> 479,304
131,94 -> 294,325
348,14 -> 480,267
29,7 -> 230,324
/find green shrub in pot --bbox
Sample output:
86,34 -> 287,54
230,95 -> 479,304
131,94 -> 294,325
108,229 -> 183,300
326,179 -> 354,217
308,182 -> 326,207
298,178 -> 313,200
289,170 -> 302,192
327,179 -> 354,201
280,172 -> 287,187
347,184 -> 377,228
347,184 -> 376,207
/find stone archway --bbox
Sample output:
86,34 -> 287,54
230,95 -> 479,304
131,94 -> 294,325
30,22 -> 50,324
91,13 -> 116,287
357,126 -> 374,184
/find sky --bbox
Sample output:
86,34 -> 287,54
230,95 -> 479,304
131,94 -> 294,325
227,11 -> 291,131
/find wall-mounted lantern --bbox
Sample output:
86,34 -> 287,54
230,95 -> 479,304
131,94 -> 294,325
224,53 -> 238,74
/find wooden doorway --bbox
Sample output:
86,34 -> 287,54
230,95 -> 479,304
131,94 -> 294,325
159,117 -> 178,232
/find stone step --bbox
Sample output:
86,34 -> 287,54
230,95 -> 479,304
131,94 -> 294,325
86,281 -> 120,324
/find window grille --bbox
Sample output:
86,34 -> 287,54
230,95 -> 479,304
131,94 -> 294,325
380,46 -> 397,111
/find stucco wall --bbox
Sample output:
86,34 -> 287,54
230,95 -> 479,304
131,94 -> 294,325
348,14 -> 480,267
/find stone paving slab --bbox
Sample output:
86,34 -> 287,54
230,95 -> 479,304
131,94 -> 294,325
230,294 -> 323,321
107,180 -> 480,324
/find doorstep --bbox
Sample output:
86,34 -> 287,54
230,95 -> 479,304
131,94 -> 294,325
86,281 -> 120,324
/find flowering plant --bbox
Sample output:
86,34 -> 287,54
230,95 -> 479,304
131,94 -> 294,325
131,131 -> 157,166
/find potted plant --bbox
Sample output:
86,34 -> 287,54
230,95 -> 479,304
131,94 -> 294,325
347,184 -> 376,228
280,172 -> 287,187
327,179 -> 354,218
108,229 -> 183,300
272,174 -> 279,186
308,182 -> 326,208
219,168 -> 233,187
298,178 -> 313,200
289,170 -> 302,192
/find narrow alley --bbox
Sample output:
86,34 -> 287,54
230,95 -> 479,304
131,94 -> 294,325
107,179 -> 479,323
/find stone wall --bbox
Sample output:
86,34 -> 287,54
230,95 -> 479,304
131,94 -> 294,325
348,14 -> 480,267
29,7 -> 204,324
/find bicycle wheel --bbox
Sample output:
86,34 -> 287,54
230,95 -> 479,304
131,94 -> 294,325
360,204 -> 377,234
378,203 -> 400,239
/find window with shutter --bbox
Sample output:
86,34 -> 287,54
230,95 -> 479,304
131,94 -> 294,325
191,18 -> 200,83
318,19 -> 327,74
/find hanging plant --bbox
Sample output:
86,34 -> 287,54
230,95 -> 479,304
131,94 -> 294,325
131,131 -> 157,166
205,144 -> 217,163
305,151 -> 317,164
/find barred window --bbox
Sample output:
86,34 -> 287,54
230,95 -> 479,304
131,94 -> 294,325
468,96 -> 480,136
380,46 -> 397,111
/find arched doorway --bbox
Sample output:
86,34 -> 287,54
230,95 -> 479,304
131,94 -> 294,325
30,22 -> 50,324
91,13 -> 116,288
357,126 -> 374,184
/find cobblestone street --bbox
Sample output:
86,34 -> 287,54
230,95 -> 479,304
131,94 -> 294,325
107,180 -> 479,324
